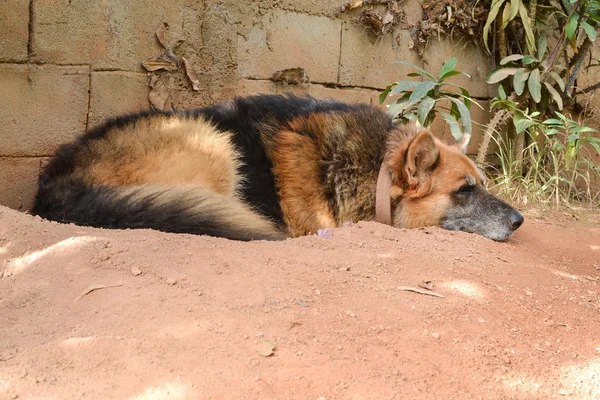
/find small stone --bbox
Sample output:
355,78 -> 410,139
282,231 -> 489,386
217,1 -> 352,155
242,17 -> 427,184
130,266 -> 142,276
346,311 -> 356,318
525,290 -> 533,296
431,332 -> 440,339
166,278 -> 177,286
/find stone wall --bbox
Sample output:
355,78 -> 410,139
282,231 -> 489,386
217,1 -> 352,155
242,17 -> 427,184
0,0 -> 528,210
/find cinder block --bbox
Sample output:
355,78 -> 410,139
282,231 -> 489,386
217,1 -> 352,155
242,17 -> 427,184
237,9 -> 341,84
0,157 -> 43,211
0,0 -> 29,61
339,23 -> 421,89
236,79 -> 277,97
0,64 -> 89,157
309,84 -> 376,104
32,0 -> 203,71
402,0 -> 424,27
279,0 -> 345,16
89,71 -> 150,128
421,37 -> 495,98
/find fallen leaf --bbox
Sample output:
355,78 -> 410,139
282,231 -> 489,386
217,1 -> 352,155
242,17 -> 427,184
341,0 -> 363,12
317,228 -> 333,239
182,57 -> 200,91
418,280 -> 434,291
382,11 -> 394,25
295,299 -> 309,307
148,73 -> 173,111
342,221 -> 353,227
156,22 -> 168,48
256,340 -> 275,357
142,49 -> 179,72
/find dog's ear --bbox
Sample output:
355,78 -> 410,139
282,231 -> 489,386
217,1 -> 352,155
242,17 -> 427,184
402,129 -> 440,192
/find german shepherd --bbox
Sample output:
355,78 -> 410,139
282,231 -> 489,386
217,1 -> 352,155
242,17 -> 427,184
32,94 -> 523,241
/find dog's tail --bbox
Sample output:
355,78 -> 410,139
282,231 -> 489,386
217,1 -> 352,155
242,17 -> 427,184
32,181 -> 284,241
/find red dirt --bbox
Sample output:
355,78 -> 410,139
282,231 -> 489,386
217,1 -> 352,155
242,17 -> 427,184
1,205 -> 599,399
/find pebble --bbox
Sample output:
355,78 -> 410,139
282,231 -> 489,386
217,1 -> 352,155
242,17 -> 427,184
166,278 -> 177,286
431,332 -> 440,339
130,266 -> 142,276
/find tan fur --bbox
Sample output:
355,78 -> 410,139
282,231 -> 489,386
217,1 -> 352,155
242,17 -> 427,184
76,115 -> 243,196
387,127 -> 482,228
272,127 -> 336,236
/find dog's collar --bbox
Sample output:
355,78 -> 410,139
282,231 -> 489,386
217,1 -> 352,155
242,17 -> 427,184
375,161 -> 393,226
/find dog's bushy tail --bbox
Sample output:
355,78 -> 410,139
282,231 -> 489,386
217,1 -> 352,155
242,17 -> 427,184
32,181 -> 284,241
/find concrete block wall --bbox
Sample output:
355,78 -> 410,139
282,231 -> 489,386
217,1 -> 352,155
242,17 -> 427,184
1,0 -> 498,211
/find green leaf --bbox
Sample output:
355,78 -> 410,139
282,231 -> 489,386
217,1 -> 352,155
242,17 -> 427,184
483,0 -> 507,53
514,118 -> 537,134
518,2 -> 536,54
460,87 -> 472,108
565,12 -> 579,39
502,2 -> 512,29
500,54 -> 525,65
537,33 -> 548,59
581,21 -> 598,41
389,81 -> 419,96
543,82 -> 563,110
549,71 -> 565,91
407,72 -> 421,77
528,68 -> 542,103
446,96 -> 472,135
513,68 -> 530,95
440,70 -> 471,80
394,60 -> 435,80
440,112 -> 464,140
409,81 -> 437,103
417,96 -> 436,126
498,83 -> 507,99
570,126 -> 598,133
379,85 -> 392,104
522,55 -> 537,65
439,57 -> 458,80
487,66 -> 520,83
543,118 -> 563,125
509,0 -> 520,22
387,101 -> 409,119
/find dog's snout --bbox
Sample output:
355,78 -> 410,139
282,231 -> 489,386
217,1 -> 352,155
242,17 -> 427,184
509,210 -> 524,230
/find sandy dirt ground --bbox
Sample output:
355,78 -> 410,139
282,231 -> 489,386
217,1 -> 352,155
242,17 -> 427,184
1,205 -> 599,400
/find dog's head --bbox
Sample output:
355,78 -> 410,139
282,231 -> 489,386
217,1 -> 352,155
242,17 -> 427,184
386,125 -> 523,241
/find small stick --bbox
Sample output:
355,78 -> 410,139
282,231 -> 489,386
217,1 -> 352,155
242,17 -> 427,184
397,286 -> 445,298
75,283 -> 123,301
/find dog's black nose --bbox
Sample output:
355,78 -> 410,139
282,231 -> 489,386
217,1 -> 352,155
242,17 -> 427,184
509,210 -> 524,230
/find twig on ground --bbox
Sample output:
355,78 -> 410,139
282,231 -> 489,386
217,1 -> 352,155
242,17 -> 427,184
397,286 -> 445,298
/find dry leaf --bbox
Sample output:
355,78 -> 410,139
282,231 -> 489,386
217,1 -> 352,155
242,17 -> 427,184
382,11 -> 394,25
272,67 -> 309,85
148,73 -> 173,111
317,228 -> 333,239
142,49 -> 179,72
341,0 -> 363,12
156,22 -> 168,48
182,57 -> 200,91
256,340 -> 275,357
418,280 -> 434,291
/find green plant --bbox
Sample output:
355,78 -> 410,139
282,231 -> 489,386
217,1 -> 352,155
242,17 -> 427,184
379,57 -> 479,146
487,100 -> 600,205
487,34 -> 565,110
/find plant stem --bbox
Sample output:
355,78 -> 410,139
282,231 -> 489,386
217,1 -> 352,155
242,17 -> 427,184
496,12 -> 508,60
